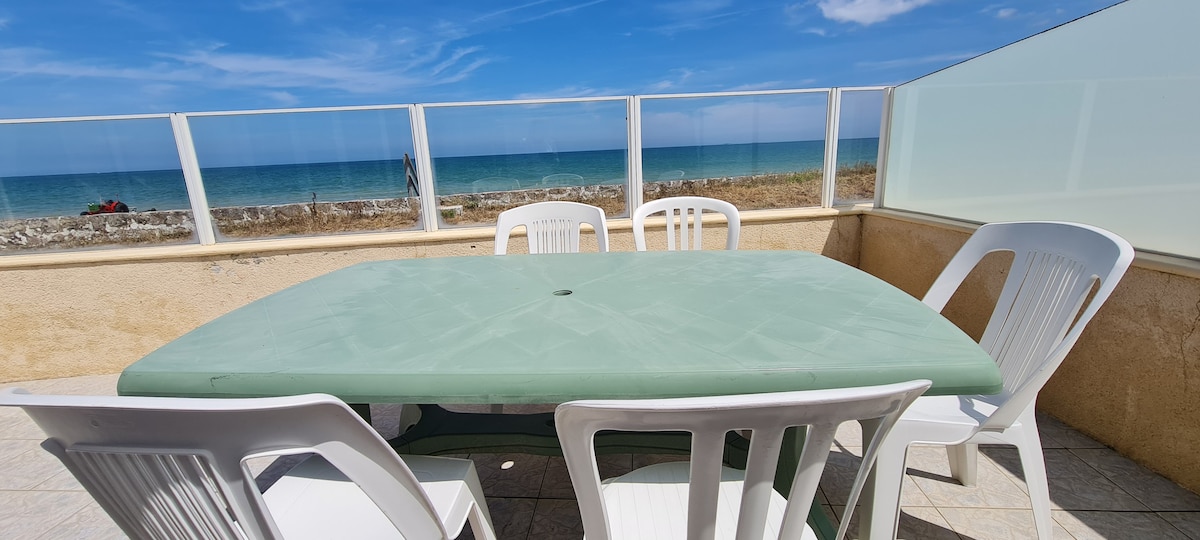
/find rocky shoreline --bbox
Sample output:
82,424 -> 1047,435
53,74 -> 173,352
0,170 -> 860,252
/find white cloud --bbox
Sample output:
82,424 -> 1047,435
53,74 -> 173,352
995,8 -> 1017,19
817,0 -> 935,25
0,18 -> 9,29
265,90 -> 300,106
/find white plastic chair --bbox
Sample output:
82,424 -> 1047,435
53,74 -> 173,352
555,380 -> 932,540
0,388 -> 496,540
632,196 -> 740,251
494,201 -> 609,255
864,221 -> 1135,540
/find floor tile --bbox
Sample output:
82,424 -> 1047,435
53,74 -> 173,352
460,497 -> 537,540
1037,415 -> 1106,449
36,503 -> 126,540
830,504 -> 961,540
527,498 -> 584,539
1072,448 -> 1200,511
1158,512 -> 1200,539
471,453 -> 550,498
0,440 -> 72,490
540,454 -> 632,499
1053,509 -> 1191,539
984,447 -> 1148,512
822,449 -> 932,507
0,491 -> 96,538
30,468 -> 86,492
905,446 -> 1033,509
939,507 -> 1074,539
0,410 -> 50,440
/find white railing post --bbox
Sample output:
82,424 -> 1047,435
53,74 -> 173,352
821,88 -> 842,209
168,113 -> 216,245
874,87 -> 896,209
409,105 -> 439,232
626,96 -> 644,214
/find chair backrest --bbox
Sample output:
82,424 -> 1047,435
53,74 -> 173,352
922,221 -> 1134,429
632,196 -> 740,251
494,201 -> 610,255
555,380 -> 931,540
0,388 -> 449,540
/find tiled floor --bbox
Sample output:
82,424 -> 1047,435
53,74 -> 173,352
3,374 -> 1199,539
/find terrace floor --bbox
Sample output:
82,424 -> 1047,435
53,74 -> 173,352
2,374 -> 1199,539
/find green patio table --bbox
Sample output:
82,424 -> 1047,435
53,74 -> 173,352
119,250 -> 1000,402
118,250 -> 1000,540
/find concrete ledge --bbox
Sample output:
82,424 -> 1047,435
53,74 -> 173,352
0,205 -> 865,270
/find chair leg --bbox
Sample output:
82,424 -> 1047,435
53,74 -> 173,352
1014,425 -> 1053,540
861,426 -> 909,540
467,502 -> 498,540
947,443 -> 978,486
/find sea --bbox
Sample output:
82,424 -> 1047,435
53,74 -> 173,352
0,139 -> 878,220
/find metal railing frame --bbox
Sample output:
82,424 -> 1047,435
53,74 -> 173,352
1,86 -> 893,247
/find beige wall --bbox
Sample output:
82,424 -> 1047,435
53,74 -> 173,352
0,211 -> 859,383
859,212 -> 1200,495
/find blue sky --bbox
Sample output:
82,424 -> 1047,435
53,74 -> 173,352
0,0 -> 1120,119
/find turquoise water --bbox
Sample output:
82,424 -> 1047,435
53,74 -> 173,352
0,139 -> 877,220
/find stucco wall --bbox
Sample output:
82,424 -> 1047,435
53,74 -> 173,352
0,212 -> 859,383
858,212 -> 1200,495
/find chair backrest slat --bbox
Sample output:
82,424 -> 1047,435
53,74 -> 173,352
921,221 -> 1134,429
495,201 -> 609,255
0,390 -> 449,540
632,196 -> 740,251
556,380 -> 931,540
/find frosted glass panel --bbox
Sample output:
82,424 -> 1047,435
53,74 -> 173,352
883,0 -> 1200,259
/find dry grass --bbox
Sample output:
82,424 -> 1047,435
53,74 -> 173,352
440,163 -> 875,226
216,210 -> 421,238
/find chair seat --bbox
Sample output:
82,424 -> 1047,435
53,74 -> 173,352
264,454 -> 482,539
902,394 -> 1005,425
597,462 -> 816,540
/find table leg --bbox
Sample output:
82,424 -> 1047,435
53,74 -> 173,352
349,403 -> 372,424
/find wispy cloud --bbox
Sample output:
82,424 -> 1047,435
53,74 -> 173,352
646,68 -> 696,92
473,0 -> 557,23
238,0 -> 315,24
817,0 -> 935,25
520,0 -> 608,23
0,35 -> 491,99
514,85 -> 623,99
980,4 -> 1018,19
647,9 -> 745,35
473,0 -> 607,27
656,0 -> 733,17
264,90 -> 300,106
100,0 -> 173,31
430,46 -> 483,77
855,51 -> 977,70
0,18 -> 9,30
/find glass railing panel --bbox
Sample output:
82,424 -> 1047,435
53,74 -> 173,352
834,89 -> 884,205
882,0 -> 1200,259
639,91 -> 833,210
0,117 -> 196,254
422,99 -> 629,228
187,108 -> 421,240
